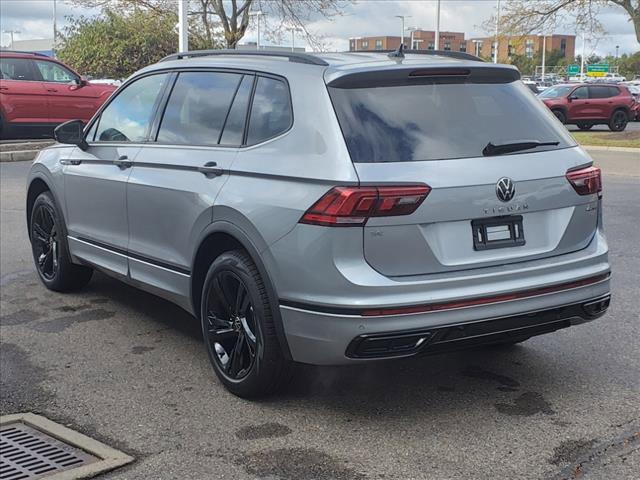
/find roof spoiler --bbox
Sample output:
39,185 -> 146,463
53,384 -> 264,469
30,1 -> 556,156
327,65 -> 520,89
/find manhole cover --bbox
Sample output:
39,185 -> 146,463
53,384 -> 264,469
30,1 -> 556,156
0,414 -> 133,480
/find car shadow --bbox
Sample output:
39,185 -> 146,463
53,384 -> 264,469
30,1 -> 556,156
81,272 -> 565,418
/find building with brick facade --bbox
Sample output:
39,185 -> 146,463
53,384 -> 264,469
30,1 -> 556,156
349,31 -> 467,53
466,35 -> 576,62
349,31 -> 576,64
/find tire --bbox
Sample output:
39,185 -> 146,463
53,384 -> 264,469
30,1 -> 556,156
608,110 -> 628,132
29,191 -> 93,291
552,109 -> 566,124
576,122 -> 593,131
200,250 -> 292,398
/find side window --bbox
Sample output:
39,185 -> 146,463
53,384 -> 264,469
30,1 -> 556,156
246,76 -> 292,145
85,119 -> 98,142
219,75 -> 253,146
34,60 -> 77,83
157,71 -> 241,145
95,73 -> 168,142
589,86 -> 613,99
572,87 -> 588,99
0,58 -> 37,81
608,87 -> 620,97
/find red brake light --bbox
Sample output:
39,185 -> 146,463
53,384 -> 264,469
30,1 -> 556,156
566,166 -> 602,196
300,185 -> 430,227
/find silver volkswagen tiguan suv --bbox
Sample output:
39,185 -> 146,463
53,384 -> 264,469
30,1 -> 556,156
27,49 -> 611,397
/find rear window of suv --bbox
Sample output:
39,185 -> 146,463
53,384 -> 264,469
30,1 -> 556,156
330,80 -> 574,162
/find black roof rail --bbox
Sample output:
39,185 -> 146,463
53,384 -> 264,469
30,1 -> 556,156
160,49 -> 329,66
0,49 -> 50,57
349,49 -> 484,63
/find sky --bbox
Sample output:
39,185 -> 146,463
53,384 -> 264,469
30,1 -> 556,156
1,0 -> 638,58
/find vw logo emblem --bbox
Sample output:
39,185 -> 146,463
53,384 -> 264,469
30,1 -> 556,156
496,177 -> 515,202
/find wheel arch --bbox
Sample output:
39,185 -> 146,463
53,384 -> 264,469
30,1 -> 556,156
26,176 -> 53,239
190,221 -> 292,361
611,106 -> 631,118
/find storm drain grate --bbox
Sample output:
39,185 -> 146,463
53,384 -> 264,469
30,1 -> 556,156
1,422 -> 97,479
0,414 -> 133,480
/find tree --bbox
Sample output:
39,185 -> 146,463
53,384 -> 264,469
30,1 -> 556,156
488,0 -> 640,44
58,8 -> 213,78
71,0 -> 350,50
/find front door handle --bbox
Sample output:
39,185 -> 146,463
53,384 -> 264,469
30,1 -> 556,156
61,159 -> 82,166
197,161 -> 224,177
46,88 -> 58,93
113,155 -> 133,169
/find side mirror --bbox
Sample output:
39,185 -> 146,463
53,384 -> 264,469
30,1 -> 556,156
568,95 -> 578,101
54,120 -> 88,151
74,76 -> 88,87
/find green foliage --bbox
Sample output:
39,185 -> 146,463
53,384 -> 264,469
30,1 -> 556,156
58,9 -> 181,79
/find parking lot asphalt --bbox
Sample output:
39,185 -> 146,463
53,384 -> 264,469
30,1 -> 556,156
1,153 -> 639,480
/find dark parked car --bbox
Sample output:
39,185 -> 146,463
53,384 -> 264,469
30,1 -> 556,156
539,83 -> 635,131
0,51 -> 116,138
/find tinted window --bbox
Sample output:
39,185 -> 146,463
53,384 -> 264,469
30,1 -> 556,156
329,81 -> 574,163
34,60 -> 77,83
158,71 -> 241,145
572,87 -> 588,99
95,73 -> 167,142
589,86 -> 618,98
0,58 -> 36,81
219,75 -> 253,146
246,76 -> 292,145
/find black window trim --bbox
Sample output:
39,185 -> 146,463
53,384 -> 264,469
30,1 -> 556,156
243,74 -> 294,147
84,66 -> 293,149
0,57 -> 41,83
84,70 -> 172,144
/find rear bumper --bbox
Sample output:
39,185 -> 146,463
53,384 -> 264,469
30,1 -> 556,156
279,274 -> 610,365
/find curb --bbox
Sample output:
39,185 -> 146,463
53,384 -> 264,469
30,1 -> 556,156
0,149 -> 41,162
582,145 -> 640,153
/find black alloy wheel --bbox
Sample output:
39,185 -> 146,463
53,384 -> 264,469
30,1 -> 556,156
609,110 -> 628,132
204,270 -> 258,380
31,203 -> 59,281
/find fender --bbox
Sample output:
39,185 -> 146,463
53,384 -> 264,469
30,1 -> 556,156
191,219 -> 293,361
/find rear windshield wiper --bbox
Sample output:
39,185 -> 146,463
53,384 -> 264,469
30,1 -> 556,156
483,140 -> 560,156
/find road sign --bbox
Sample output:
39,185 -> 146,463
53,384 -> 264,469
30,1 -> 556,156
586,64 -> 609,77
567,64 -> 580,75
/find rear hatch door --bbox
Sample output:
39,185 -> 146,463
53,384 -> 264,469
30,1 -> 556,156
327,63 -> 599,277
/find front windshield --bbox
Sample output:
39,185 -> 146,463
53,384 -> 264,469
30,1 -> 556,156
539,86 -> 573,99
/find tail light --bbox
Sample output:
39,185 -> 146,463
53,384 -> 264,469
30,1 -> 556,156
566,166 -> 602,196
300,185 -> 430,227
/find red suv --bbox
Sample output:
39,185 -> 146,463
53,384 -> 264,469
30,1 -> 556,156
539,83 -> 635,131
0,51 -> 116,138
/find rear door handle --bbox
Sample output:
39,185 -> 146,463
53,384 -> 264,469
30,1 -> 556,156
46,88 -> 58,93
113,155 -> 133,169
197,161 -> 224,177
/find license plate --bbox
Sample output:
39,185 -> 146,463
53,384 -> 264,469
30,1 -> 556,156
471,215 -> 525,251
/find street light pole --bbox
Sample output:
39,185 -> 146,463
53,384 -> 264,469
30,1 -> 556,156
287,26 -> 303,52
395,15 -> 411,48
435,0 -> 441,50
580,33 -> 586,80
493,0 -> 501,63
250,11 -> 265,50
53,0 -> 57,57
615,45 -> 619,59
3,30 -> 21,48
539,33 -> 547,81
178,0 -> 189,52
